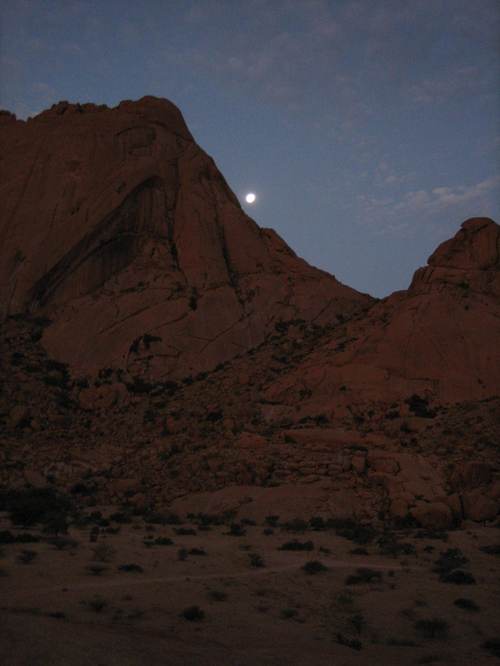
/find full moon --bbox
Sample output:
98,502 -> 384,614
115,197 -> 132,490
245,192 -> 256,204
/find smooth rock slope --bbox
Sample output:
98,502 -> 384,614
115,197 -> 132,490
265,217 -> 500,411
0,96 -> 370,380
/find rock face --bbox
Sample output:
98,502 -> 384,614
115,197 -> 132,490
265,218 -> 500,412
0,97 -> 370,379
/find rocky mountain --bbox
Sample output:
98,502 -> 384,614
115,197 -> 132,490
265,217 -> 500,415
0,98 -> 498,531
0,97 -> 370,381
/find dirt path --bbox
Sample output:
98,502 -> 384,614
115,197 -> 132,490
3,557 -> 405,602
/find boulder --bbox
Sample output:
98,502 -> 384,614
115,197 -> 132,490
451,462 -> 492,490
8,405 -> 30,428
411,501 -> 454,530
463,490 -> 499,522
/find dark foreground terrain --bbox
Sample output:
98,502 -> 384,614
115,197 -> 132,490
1,501 -> 499,665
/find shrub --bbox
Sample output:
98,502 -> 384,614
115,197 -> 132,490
48,536 -> 79,550
336,633 -> 362,651
415,529 -> 448,541
174,527 -> 197,536
226,523 -> 246,537
479,544 -> 500,556
86,596 -> 108,613
249,553 -> 265,568
278,539 -> 314,552
302,560 -> 328,574
350,612 -> 366,634
377,533 -> 416,557
482,640 -> 500,658
1,487 -> 73,529
0,530 -> 39,544
189,548 -> 207,556
208,590 -> 227,602
405,395 -> 436,418
118,563 -> 143,573
309,516 -> 327,531
18,549 -> 37,564
433,549 -> 468,576
414,618 -> 449,640
181,605 -> 205,621
144,536 -> 173,547
264,515 -> 280,527
345,568 -> 383,585
440,570 -> 475,585
329,518 -> 376,545
144,511 -> 181,526
283,518 -> 308,533
453,598 -> 479,611
86,564 -> 107,576
188,512 -> 226,527
206,410 -> 223,422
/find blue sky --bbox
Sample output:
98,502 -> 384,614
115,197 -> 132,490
1,0 -> 499,296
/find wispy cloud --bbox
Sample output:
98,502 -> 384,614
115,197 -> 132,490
356,175 -> 499,237
408,66 -> 488,105
394,176 -> 500,214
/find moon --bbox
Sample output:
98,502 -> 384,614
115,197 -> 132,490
245,192 -> 256,204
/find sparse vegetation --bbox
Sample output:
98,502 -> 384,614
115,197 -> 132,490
482,639 -> 500,658
278,539 -> 314,551
181,605 -> 205,621
440,570 -> 476,585
118,563 -> 144,573
84,596 -> 108,613
208,590 -> 227,602
189,547 -> 207,556
336,633 -> 362,651
174,527 -> 197,536
0,530 -> 39,544
144,536 -> 174,547
226,523 -> 246,537
18,549 -> 37,564
454,598 -> 480,611
302,560 -> 328,574
433,548 -> 468,576
479,544 -> 500,556
0,487 -> 73,530
86,564 -> 108,576
414,618 -> 449,640
248,553 -> 265,568
345,568 -> 383,585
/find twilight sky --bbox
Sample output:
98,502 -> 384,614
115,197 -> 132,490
1,0 -> 499,296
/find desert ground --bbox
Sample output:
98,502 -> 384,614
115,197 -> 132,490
1,506 -> 499,665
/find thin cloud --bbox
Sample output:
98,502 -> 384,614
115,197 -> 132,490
395,176 -> 500,214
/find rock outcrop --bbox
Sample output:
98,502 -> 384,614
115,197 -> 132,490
0,97 -> 370,380
265,218 -> 500,413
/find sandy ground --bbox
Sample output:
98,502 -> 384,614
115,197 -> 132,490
1,512 -> 499,665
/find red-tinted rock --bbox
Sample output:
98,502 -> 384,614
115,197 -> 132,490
265,218 -> 500,410
463,490 -> 499,522
451,462 -> 492,490
411,501 -> 454,529
0,96 -> 370,380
